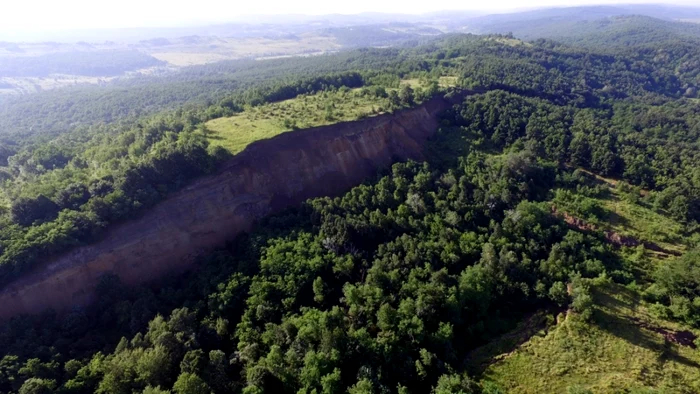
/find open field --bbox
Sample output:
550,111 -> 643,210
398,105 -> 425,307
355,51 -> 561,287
401,76 -> 459,89
480,282 -> 700,393
148,34 -> 341,66
0,76 -> 120,95
472,171 -> 697,393
0,34 -> 342,93
204,88 -> 392,154
0,66 -> 173,94
601,193 -> 686,256
489,36 -> 534,46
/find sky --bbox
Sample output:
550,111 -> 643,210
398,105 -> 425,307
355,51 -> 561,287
1,0 -> 698,32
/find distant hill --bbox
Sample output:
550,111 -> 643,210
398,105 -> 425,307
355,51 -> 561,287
541,15 -> 700,48
322,23 -> 442,47
463,4 -> 700,35
459,6 -> 700,49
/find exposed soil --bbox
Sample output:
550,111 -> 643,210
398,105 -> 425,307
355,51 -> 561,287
0,91 -> 478,320
552,207 -> 681,257
630,317 -> 697,348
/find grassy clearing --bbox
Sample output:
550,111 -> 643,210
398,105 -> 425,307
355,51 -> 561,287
149,35 -> 340,66
204,77 -> 460,155
438,76 -> 459,88
400,78 -> 423,88
488,37 -> 533,47
401,76 -> 458,89
474,170 -> 698,392
204,88 -> 392,154
555,171 -> 687,257
602,192 -> 686,255
479,282 -> 700,393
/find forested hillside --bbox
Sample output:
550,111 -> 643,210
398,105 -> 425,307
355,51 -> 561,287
465,5 -> 700,40
2,13 -> 700,393
0,51 -> 164,78
3,31 -> 700,287
482,15 -> 700,50
0,50 -> 403,138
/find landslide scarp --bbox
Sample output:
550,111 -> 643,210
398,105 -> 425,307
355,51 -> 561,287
0,93 -> 461,319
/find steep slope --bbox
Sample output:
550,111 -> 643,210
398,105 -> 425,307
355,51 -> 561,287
0,94 -> 460,319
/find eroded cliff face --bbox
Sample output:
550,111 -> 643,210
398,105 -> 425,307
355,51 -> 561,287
0,95 -> 455,320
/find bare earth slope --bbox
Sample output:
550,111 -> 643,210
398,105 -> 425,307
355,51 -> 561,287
0,94 -> 458,319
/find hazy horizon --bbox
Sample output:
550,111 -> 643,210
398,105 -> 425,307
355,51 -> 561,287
0,0 -> 699,42
3,0 -> 700,31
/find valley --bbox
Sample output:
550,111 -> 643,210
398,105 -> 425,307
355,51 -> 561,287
204,78 -> 455,154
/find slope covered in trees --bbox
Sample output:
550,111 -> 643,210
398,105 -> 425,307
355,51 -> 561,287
0,147 -> 617,393
2,84 -> 700,391
466,5 -> 700,41
493,15 -> 700,50
2,25 -> 700,393
0,51 -> 165,78
0,50 -> 403,139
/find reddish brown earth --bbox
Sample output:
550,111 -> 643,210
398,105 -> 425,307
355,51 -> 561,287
0,94 -> 462,320
630,317 -> 698,348
552,207 -> 680,257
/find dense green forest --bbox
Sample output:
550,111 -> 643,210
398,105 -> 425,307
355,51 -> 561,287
2,16 -> 700,393
4,31 -> 700,285
467,5 -> 700,43
0,51 -> 164,78
0,48 -> 418,139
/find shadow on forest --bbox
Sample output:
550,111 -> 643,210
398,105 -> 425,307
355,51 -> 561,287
593,285 -> 638,313
594,309 -> 699,368
462,309 -> 560,377
604,208 -> 633,230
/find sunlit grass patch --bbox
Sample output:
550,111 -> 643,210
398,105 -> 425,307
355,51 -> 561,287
204,88 -> 391,154
481,282 -> 700,393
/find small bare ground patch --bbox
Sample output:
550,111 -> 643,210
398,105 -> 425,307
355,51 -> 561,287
630,317 -> 697,348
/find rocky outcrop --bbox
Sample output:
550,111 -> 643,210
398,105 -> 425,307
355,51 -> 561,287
0,94 -> 460,320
